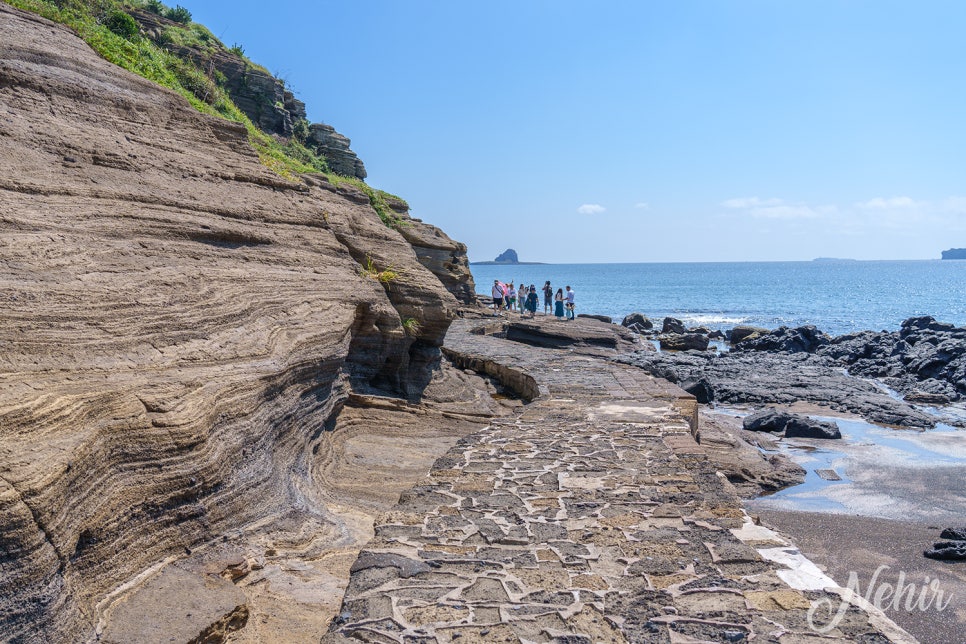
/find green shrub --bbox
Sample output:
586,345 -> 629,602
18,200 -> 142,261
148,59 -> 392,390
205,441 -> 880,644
104,10 -> 138,39
165,5 -> 191,23
292,118 -> 310,144
146,0 -> 164,14
229,43 -> 245,56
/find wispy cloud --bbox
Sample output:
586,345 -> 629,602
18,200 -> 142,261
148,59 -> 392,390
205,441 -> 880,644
721,197 -> 783,209
634,202 -> 650,210
722,197 -> 826,219
856,196 -> 918,209
577,203 -> 606,215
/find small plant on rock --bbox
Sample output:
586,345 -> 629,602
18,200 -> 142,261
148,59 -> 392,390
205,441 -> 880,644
401,318 -> 422,336
359,255 -> 399,285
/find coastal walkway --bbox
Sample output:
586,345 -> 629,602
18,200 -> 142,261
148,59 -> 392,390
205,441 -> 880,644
323,317 -> 914,643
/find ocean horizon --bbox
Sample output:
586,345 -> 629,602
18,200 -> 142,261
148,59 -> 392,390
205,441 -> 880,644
469,259 -> 966,336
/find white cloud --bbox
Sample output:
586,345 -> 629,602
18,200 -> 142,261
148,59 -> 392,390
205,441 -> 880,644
857,196 -> 918,209
751,204 -> 828,219
577,203 -> 606,215
634,202 -> 650,210
722,197 -> 827,219
721,197 -> 783,209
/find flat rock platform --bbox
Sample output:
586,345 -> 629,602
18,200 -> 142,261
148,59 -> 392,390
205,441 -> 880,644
324,317 -> 914,643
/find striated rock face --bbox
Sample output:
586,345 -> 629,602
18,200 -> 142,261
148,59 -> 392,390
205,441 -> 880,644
385,197 -> 476,305
306,124 -> 367,180
0,5 -> 474,641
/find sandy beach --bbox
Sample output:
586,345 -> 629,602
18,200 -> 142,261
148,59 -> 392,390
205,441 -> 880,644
753,510 -> 966,644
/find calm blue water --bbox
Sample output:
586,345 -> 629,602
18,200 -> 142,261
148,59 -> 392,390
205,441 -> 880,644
470,260 -> 966,336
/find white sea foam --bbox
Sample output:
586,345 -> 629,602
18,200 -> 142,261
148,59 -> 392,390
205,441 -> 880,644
681,314 -> 748,325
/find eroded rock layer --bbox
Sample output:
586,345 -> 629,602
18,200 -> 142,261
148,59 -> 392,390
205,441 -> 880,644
0,5 -> 472,641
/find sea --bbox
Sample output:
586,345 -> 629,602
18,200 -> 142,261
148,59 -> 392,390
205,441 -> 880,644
470,259 -> 966,336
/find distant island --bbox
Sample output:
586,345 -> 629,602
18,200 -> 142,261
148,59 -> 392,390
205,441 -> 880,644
941,248 -> 966,260
471,248 -> 545,265
813,257 -> 857,262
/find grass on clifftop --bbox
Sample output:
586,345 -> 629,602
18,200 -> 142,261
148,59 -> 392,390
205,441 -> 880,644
4,0 -> 408,208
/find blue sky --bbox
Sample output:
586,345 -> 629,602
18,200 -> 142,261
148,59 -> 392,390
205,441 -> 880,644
186,1 -> 966,263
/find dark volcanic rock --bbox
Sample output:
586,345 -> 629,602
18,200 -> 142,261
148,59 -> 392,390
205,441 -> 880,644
659,333 -> 710,352
682,378 -> 714,404
578,313 -> 613,324
816,316 -> 966,402
783,416 -> 841,439
740,408 -> 841,437
616,349 -> 937,428
622,312 -> 653,331
735,325 -> 829,354
940,527 -> 966,541
662,317 -> 686,334
730,325 -> 769,345
743,409 -> 795,432
924,541 -> 966,561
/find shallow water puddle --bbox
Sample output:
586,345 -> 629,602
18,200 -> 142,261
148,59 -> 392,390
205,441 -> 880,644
748,415 -> 966,521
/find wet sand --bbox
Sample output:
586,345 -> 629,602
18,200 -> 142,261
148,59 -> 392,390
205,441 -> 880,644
753,510 -> 966,644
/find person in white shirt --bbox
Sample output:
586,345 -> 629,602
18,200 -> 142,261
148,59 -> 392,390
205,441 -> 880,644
491,280 -> 505,315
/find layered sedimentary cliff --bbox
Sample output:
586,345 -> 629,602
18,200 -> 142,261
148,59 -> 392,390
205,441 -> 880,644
129,5 -> 367,179
0,4 -> 478,641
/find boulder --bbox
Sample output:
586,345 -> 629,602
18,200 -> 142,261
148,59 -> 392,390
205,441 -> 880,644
742,409 -> 794,433
940,527 -> 966,541
682,379 -> 714,404
578,313 -> 613,324
731,325 -> 769,344
901,316 -> 958,337
662,317 -> 686,334
742,409 -> 840,438
924,541 -> 966,561
660,333 -> 710,352
783,416 -> 841,439
622,312 -> 653,330
736,325 -> 829,354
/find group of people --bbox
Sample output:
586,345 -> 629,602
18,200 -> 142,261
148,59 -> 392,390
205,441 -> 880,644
490,280 -> 576,320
